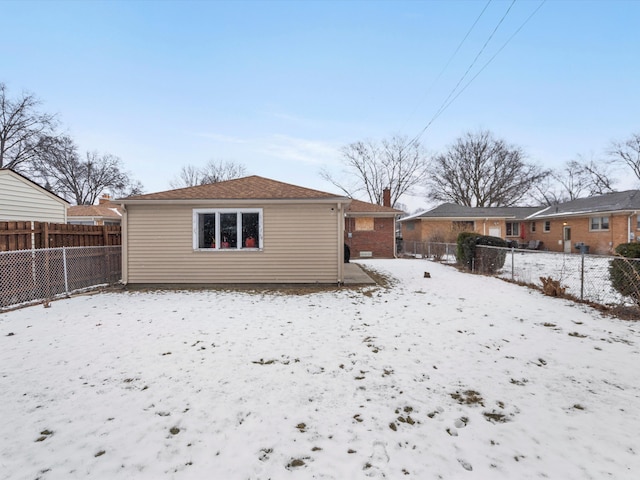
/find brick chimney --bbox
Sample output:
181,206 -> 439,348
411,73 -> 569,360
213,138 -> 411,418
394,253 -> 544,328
98,194 -> 112,205
382,188 -> 391,207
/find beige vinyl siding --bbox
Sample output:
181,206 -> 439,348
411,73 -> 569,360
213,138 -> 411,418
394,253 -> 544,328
125,203 -> 342,284
0,172 -> 68,222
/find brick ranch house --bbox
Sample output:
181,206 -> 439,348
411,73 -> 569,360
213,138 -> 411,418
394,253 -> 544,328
400,190 -> 640,255
344,189 -> 404,259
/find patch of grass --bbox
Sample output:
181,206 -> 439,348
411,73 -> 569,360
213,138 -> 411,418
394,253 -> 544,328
568,332 -> 587,338
451,390 -> 484,406
483,411 -> 509,423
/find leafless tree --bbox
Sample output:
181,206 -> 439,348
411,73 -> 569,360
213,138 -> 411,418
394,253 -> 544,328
320,135 -> 429,208
170,160 -> 247,188
0,82 -> 58,170
531,156 -> 616,206
30,135 -> 143,204
609,132 -> 640,182
427,130 -> 549,207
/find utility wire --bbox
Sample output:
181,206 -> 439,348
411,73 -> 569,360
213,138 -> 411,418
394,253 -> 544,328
400,0 -> 493,131
430,0 -> 547,129
410,0 -> 548,147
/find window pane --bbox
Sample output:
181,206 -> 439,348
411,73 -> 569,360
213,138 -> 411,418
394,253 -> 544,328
199,214 -> 216,248
506,223 -> 512,236
591,218 -> 599,230
242,212 -> 260,248
601,217 -> 609,229
544,221 -> 550,231
513,223 -> 520,236
220,213 -> 238,248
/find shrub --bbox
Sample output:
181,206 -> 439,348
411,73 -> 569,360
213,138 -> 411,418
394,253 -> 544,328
456,233 -> 508,273
475,235 -> 508,274
456,232 -> 479,269
609,243 -> 640,305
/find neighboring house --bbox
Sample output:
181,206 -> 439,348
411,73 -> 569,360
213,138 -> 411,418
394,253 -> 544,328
0,169 -> 69,223
119,176 -> 351,285
400,203 -> 540,247
68,194 -> 123,225
525,190 -> 640,255
345,189 -> 404,259
401,190 -> 640,255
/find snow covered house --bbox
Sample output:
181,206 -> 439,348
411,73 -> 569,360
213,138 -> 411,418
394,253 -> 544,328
0,169 -> 69,223
118,176 -> 351,285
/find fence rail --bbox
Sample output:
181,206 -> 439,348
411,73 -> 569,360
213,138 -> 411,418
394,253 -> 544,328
0,221 -> 121,252
0,246 -> 121,309
403,240 -> 639,307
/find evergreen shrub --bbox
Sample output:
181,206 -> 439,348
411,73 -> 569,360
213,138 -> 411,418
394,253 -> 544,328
609,243 -> 640,305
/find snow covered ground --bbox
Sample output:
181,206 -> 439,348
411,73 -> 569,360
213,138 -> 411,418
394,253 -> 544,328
1,259 -> 639,480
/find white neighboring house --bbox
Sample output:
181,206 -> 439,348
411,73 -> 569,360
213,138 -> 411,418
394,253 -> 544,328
0,169 -> 69,222
67,194 -> 123,226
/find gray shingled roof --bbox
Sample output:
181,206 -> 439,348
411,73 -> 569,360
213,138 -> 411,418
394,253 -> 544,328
401,203 -> 542,221
530,190 -> 640,218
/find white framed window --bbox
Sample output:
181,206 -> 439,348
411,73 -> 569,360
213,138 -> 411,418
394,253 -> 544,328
590,216 -> 609,231
530,222 -> 536,233
544,221 -> 551,232
193,208 -> 263,250
506,222 -> 520,237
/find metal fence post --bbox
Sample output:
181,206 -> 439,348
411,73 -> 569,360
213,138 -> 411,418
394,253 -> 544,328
62,247 -> 69,294
580,250 -> 585,300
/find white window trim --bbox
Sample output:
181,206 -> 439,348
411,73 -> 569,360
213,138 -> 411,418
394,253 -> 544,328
543,221 -> 551,233
193,208 -> 263,251
589,216 -> 610,232
505,221 -> 520,237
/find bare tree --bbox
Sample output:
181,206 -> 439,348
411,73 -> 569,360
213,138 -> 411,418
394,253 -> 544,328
0,82 -> 58,170
609,132 -> 640,182
170,160 -> 247,188
320,135 -> 429,207
30,135 -> 143,204
531,156 -> 616,206
427,130 -> 549,207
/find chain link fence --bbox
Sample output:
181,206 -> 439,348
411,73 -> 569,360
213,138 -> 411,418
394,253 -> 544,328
0,246 -> 121,309
477,245 -> 640,306
402,240 -> 639,307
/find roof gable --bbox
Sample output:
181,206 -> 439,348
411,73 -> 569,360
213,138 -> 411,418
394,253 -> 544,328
121,175 -> 348,202
0,169 -> 70,206
68,204 -> 123,219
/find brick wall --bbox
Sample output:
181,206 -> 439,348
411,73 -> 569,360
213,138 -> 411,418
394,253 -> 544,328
345,216 -> 396,258
525,214 -> 633,255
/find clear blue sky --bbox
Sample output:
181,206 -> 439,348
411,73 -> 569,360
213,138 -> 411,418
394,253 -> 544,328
3,0 -> 639,209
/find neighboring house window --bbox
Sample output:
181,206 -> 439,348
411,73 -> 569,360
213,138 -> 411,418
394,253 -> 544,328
530,222 -> 536,233
636,215 -> 640,230
590,216 -> 609,231
506,222 -> 520,237
193,208 -> 262,250
544,221 -> 551,232
355,217 -> 374,231
452,221 -> 474,231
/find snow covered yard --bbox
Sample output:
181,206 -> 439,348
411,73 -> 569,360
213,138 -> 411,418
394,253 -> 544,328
1,259 -> 639,480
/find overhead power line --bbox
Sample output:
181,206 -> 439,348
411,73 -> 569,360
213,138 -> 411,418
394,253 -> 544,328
409,0 -> 546,147
400,0 -> 493,131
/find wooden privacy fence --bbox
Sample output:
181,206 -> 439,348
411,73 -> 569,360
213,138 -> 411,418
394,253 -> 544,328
0,221 -> 121,252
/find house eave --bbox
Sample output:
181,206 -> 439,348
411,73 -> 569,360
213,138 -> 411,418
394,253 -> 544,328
120,197 -> 352,206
